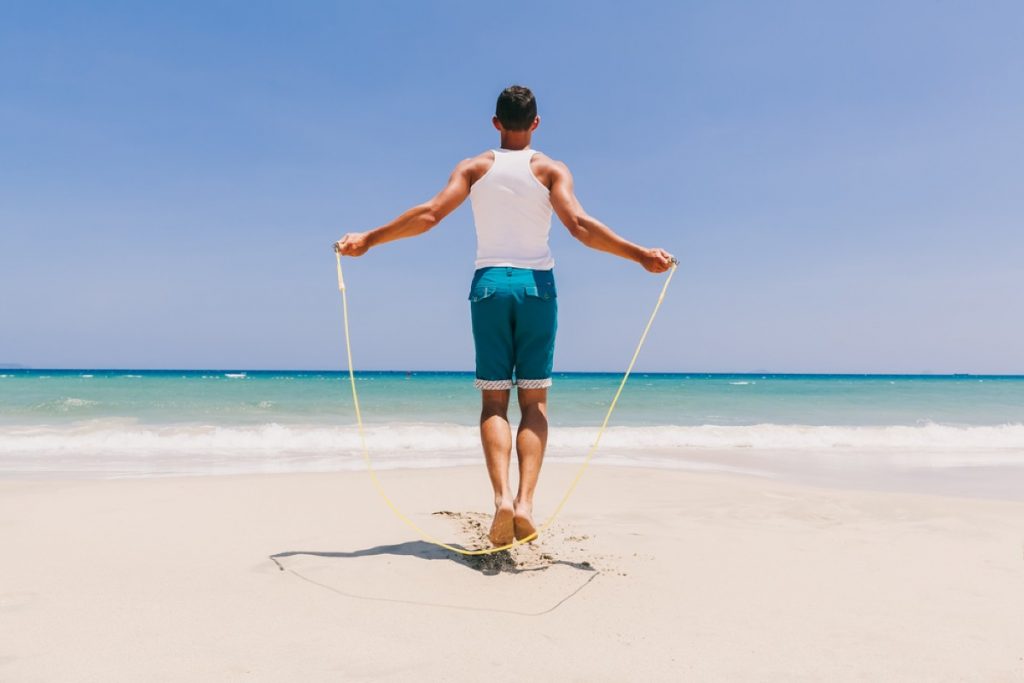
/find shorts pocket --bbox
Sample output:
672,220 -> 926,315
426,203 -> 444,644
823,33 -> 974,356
468,286 -> 496,303
524,280 -> 557,301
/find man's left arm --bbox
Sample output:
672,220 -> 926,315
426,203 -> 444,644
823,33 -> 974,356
334,159 -> 474,256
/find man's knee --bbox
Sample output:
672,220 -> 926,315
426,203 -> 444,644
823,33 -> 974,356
517,388 -> 548,417
481,389 -> 510,418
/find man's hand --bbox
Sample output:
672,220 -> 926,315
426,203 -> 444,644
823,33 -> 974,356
640,248 -> 676,273
333,232 -> 370,257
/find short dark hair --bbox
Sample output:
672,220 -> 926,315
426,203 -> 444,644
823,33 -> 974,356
495,85 -> 537,131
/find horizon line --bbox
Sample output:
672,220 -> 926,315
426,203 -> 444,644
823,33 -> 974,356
3,367 -> 1023,378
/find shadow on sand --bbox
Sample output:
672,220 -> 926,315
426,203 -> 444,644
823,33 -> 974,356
269,540 -> 596,576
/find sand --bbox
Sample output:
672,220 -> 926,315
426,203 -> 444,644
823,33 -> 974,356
1,463 -> 1022,681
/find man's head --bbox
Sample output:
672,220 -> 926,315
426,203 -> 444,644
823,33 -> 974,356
493,85 -> 539,133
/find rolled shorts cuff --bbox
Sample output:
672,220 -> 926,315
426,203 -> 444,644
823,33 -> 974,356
474,378 -> 513,390
516,378 -> 552,389
472,378 -> 552,390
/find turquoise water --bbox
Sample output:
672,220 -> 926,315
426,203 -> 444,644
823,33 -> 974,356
3,369 -> 1022,427
1,370 -> 1022,488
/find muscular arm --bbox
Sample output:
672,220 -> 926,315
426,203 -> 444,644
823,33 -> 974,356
548,161 -> 674,273
334,158 -> 475,255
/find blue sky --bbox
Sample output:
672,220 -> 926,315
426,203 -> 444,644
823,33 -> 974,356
2,1 -> 1022,373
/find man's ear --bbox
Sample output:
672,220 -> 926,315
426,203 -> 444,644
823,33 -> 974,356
530,116 -> 540,132
492,116 -> 503,132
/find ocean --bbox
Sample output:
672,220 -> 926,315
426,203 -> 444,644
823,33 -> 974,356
1,370 -> 1022,497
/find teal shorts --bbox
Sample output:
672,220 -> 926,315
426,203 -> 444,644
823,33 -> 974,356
468,266 -> 558,390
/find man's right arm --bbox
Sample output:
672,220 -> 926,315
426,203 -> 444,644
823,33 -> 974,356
548,161 -> 674,273
334,157 -> 479,256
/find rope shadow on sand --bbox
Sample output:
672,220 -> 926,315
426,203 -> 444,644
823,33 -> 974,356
268,541 -> 600,617
269,540 -> 596,576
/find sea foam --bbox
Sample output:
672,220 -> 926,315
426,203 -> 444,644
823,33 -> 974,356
2,421 -> 1022,457
2,420 -> 1023,479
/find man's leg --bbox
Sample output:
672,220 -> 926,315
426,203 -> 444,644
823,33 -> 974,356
480,388 -> 515,545
514,386 -> 548,540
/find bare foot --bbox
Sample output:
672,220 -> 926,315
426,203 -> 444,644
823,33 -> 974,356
488,500 -> 515,546
513,500 -> 538,542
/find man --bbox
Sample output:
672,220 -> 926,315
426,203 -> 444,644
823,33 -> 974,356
334,85 -> 674,547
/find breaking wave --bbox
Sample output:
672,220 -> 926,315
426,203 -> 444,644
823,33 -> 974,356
2,421 -> 1022,457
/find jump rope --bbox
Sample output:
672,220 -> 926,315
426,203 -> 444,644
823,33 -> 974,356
335,251 -> 678,556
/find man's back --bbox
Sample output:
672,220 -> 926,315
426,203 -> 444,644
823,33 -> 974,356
469,147 -> 555,270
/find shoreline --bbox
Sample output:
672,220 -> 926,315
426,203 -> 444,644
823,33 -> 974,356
2,464 -> 1022,681
3,448 -> 1023,503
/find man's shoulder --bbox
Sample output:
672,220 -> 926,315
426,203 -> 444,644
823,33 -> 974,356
454,151 -> 496,179
454,151 -> 494,167
529,152 -> 570,188
531,151 -> 570,173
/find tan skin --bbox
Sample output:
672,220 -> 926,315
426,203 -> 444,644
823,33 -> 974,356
335,115 -> 675,546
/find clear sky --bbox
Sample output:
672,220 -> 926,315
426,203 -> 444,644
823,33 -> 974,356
2,1 -> 1022,373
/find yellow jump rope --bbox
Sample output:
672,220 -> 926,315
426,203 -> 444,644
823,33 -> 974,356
335,252 -> 678,555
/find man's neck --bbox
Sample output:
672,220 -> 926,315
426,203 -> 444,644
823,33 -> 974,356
498,132 -> 532,150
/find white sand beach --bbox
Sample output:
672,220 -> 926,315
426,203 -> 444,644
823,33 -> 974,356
2,464 -> 1022,681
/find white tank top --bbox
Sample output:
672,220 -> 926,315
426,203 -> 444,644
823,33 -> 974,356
469,148 -> 555,270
